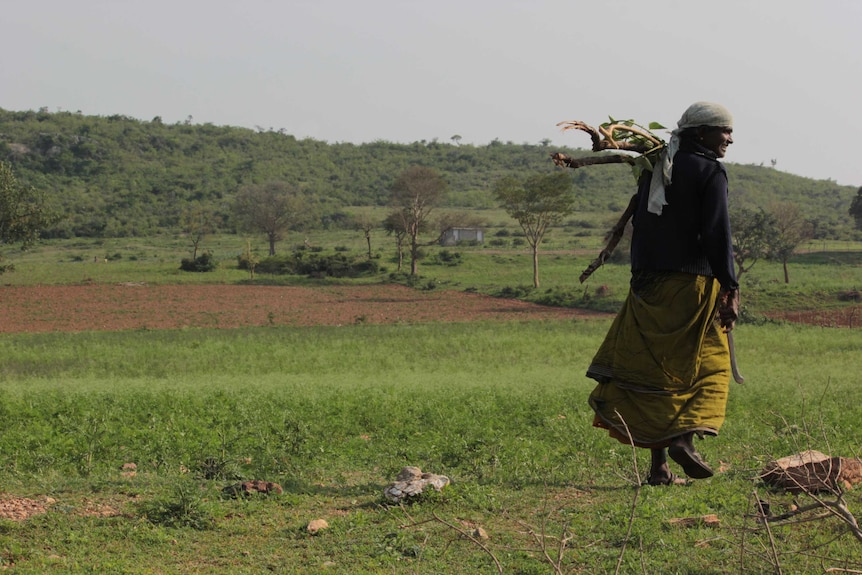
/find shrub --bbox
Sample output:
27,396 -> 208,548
495,285 -> 534,299
531,287 -> 579,307
256,251 -> 378,278
429,249 -> 462,266
180,252 -> 217,272
236,252 -> 255,270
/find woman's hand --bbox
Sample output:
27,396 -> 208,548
718,288 -> 740,332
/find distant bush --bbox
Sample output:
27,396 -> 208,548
429,249 -> 462,266
495,285 -> 534,299
256,251 -> 378,278
180,252 -> 217,272
236,252 -> 255,270
531,288 -> 579,307
565,218 -> 600,229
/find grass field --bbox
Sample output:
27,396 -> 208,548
0,232 -> 860,573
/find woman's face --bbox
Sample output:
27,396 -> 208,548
700,127 -> 734,158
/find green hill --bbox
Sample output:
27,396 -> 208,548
1,107 -> 856,239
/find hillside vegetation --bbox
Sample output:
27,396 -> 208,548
1,107 -> 857,239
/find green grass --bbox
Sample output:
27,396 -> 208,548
1,232 -> 861,572
1,321 -> 861,573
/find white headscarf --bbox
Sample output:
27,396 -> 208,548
647,101 -> 734,215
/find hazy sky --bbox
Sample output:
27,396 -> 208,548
3,1 -> 860,186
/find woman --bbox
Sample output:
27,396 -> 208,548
586,101 -> 740,486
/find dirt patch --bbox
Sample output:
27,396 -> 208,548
0,283 -> 608,334
0,497 -> 55,521
766,306 -> 862,329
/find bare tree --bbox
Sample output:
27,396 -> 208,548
767,202 -> 814,284
389,166 -> 447,275
180,202 -> 216,260
353,213 -> 377,260
493,171 -> 575,288
382,211 -> 407,272
232,181 -> 310,256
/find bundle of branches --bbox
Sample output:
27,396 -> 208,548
551,118 -> 666,282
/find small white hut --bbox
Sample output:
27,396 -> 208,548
440,227 -> 484,246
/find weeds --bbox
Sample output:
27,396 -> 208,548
137,481 -> 215,530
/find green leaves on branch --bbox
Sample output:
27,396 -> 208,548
602,117 -> 667,182
555,116 -> 667,182
602,116 -> 667,151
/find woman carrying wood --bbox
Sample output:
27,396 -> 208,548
586,101 -> 740,486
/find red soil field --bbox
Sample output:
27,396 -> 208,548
0,283 -> 608,333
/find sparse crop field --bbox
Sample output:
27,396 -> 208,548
0,283 -> 605,333
0,240 -> 861,574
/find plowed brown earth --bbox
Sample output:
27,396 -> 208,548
0,283 -> 608,334
766,307 -> 862,329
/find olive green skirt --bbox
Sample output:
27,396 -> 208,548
586,272 -> 730,448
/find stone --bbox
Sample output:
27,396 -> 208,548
307,518 -> 329,534
384,466 -> 450,503
760,450 -> 862,493
222,480 -> 283,498
396,466 -> 423,481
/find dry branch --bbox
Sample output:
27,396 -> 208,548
430,512 -> 503,574
579,193 -> 638,283
556,120 -> 660,153
550,151 -> 633,170
551,117 -> 665,282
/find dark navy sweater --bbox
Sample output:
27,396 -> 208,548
630,140 -> 739,292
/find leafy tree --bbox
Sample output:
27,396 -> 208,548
850,186 -> 862,230
0,161 -> 56,273
493,171 -> 575,288
389,166 -> 447,275
232,181 -> 310,255
767,202 -> 814,284
730,207 -> 775,280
